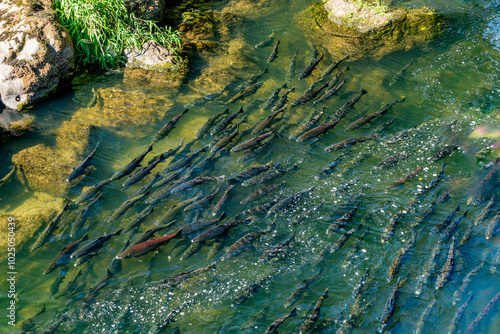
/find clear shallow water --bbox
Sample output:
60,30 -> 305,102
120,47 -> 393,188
1,0 -> 500,333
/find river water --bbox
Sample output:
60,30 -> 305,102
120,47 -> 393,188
1,0 -> 500,333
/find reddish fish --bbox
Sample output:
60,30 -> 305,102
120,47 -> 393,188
115,228 -> 183,259
44,234 -> 88,275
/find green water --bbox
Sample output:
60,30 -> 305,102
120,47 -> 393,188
2,0 -> 500,333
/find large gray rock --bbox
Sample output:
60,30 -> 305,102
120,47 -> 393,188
0,0 -> 74,110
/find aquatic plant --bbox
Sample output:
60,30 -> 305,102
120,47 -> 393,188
355,0 -> 389,14
53,0 -> 182,70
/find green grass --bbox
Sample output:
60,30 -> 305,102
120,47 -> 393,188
54,0 -> 182,70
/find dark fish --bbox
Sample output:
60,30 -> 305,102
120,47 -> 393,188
107,191 -> 148,223
298,54 -> 324,80
255,30 -> 275,48
414,163 -> 446,203
258,232 -> 295,263
271,86 -> 295,112
124,205 -> 154,233
154,192 -> 203,226
378,279 -> 405,333
75,178 -> 112,205
415,298 -> 436,334
313,78 -> 346,105
41,313 -> 69,334
380,207 -> 408,243
243,197 -> 281,216
262,83 -> 288,110
183,185 -> 222,212
391,165 -> 422,187
240,181 -> 285,204
70,228 -> 123,261
49,268 -> 67,297
463,290 -> 500,334
152,108 -> 189,142
237,68 -> 268,91
386,236 -> 415,282
435,238 -> 455,289
485,213 -> 500,239
285,50 -> 298,82
147,140 -> 184,165
129,223 -> 172,247
221,224 -> 275,261
326,202 -> 360,233
242,163 -> 298,187
229,163 -> 272,184
324,135 -> 374,152
133,172 -> 162,196
285,269 -> 322,308
330,87 -> 367,121
439,210 -> 468,243
430,205 -> 460,234
66,142 -> 99,182
70,193 -> 101,237
296,119 -> 340,142
146,175 -> 190,206
345,98 -> 404,131
31,201 -> 70,252
308,40 -> 318,59
468,157 -> 500,204
448,295 -> 474,334
230,129 -> 277,152
213,185 -> 236,216
267,186 -> 315,216
430,144 -> 459,163
252,105 -> 287,134
264,307 -> 297,334
320,54 -> 350,78
237,132 -> 279,162
330,223 -> 363,254
299,288 -> 329,334
233,275 -> 271,306
289,109 -> 325,141
210,107 -> 244,136
116,228 -> 182,259
211,124 -> 240,153
414,243 -> 440,295
292,81 -> 329,106
389,61 -> 412,86
452,263 -> 482,306
111,143 -> 154,180
154,263 -> 216,289
317,151 -> 352,179
44,233 -> 88,275
372,152 -> 413,173
170,175 -> 224,194
192,217 -> 253,244
226,82 -> 263,105
122,146 -> 179,188
20,304 -> 46,333
290,205 -> 322,226
474,196 -> 496,225
196,108 -> 231,139
57,268 -> 82,298
162,146 -> 208,173
181,212 -> 226,236
0,165 -> 15,189
267,40 -> 280,63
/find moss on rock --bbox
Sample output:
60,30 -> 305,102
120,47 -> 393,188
295,1 -> 442,60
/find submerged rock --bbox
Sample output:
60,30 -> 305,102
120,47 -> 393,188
0,192 -> 63,252
296,1 -> 442,59
0,109 -> 35,143
0,0 -> 74,110
124,40 -> 187,74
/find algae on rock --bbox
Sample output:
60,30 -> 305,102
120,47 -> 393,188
295,1 -> 442,60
